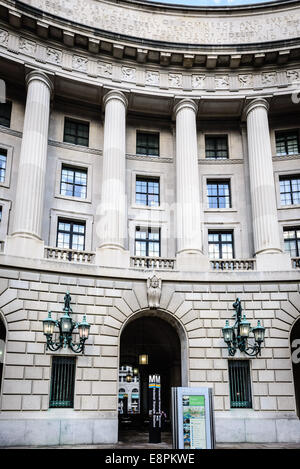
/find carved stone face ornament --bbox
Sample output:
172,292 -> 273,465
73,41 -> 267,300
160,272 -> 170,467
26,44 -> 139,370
147,273 -> 162,309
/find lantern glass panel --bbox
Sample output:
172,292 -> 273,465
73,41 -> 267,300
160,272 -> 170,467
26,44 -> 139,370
61,315 -> 73,333
43,315 -> 55,335
253,321 -> 265,343
240,317 -> 251,338
139,354 -> 148,365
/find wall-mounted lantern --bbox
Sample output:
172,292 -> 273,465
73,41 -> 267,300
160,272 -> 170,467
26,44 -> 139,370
222,298 -> 265,357
43,292 -> 90,354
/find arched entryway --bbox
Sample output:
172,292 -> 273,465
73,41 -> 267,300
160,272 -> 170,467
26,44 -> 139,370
0,314 -> 6,397
118,310 -> 187,442
291,318 -> 300,418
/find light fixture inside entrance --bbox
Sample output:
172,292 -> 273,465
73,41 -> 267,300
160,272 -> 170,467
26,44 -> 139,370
125,373 -> 132,382
139,354 -> 148,365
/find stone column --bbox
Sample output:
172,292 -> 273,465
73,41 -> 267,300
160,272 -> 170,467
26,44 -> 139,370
5,70 -> 53,258
174,99 -> 209,271
96,90 -> 130,267
245,98 -> 290,270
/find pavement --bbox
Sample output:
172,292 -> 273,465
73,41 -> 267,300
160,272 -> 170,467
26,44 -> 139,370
1,431 -> 300,449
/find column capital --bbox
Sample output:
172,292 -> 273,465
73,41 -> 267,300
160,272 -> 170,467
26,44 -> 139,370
173,98 -> 198,117
103,89 -> 128,109
244,97 -> 270,118
25,69 -> 54,94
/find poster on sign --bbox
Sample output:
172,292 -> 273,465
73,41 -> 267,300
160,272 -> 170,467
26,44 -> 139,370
172,387 -> 215,450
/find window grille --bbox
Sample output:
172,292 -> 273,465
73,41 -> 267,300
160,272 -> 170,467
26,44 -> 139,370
49,356 -> 76,408
205,136 -> 228,159
228,360 -> 252,408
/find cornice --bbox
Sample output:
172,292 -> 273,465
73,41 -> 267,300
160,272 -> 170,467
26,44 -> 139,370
2,22 -> 300,101
1,0 -> 300,70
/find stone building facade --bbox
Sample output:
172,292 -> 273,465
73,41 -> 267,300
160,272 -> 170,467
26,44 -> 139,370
0,0 -> 299,446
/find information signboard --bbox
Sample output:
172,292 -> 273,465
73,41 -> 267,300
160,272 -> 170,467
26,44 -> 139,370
172,387 -> 215,450
148,374 -> 161,443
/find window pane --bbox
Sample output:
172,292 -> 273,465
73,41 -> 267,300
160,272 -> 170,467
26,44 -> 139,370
205,136 -> 228,159
64,119 -> 89,146
136,132 -> 159,156
0,152 -> 7,183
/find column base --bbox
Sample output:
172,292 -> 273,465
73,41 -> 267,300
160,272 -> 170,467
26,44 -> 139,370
95,246 -> 130,268
176,250 -> 210,272
4,234 -> 44,259
255,252 -> 292,271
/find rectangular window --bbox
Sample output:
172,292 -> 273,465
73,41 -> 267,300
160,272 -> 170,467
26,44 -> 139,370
136,177 -> 160,207
60,165 -> 87,199
207,180 -> 231,208
208,231 -> 234,259
228,360 -> 252,409
63,118 -> 89,147
0,101 -> 12,128
49,356 -> 76,408
275,131 -> 299,156
205,136 -> 228,159
57,219 -> 86,251
0,150 -> 7,183
283,227 -> 300,257
135,227 -> 160,257
279,175 -> 300,206
136,132 -> 159,157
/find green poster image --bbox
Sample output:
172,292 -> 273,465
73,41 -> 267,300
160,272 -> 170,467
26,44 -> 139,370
182,395 -> 206,449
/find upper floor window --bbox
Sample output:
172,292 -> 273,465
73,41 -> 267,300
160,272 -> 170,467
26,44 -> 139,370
57,219 -> 86,251
60,165 -> 87,199
275,131 -> 299,156
136,177 -> 160,207
0,149 -> 7,183
283,227 -> 300,257
208,231 -> 234,259
136,132 -> 159,157
279,175 -> 300,206
205,136 -> 228,159
0,101 -> 12,128
64,118 -> 89,147
207,180 -> 231,209
135,226 -> 160,257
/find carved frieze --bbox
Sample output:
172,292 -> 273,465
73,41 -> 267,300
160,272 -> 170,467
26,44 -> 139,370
169,73 -> 182,88
98,62 -> 113,78
145,70 -> 159,86
192,75 -> 205,89
238,74 -> 253,88
215,75 -> 229,89
19,38 -> 36,56
72,55 -> 88,72
0,29 -> 9,46
122,66 -> 136,82
47,47 -> 62,65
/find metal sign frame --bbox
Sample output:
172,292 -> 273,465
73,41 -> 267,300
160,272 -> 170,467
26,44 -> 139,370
172,387 -> 215,450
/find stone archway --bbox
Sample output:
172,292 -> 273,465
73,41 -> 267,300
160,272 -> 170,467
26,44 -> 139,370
291,317 -> 300,418
118,309 -> 188,440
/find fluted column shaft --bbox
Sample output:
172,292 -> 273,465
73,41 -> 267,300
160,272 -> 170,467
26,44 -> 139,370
12,70 -> 52,239
245,98 -> 281,255
174,99 -> 202,254
98,90 -> 128,250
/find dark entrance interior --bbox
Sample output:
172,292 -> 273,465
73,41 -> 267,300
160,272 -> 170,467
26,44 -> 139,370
291,318 -> 300,418
118,314 -> 182,439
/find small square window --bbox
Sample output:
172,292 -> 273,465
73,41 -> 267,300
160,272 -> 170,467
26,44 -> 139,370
279,175 -> 300,206
275,131 -> 299,156
0,101 -> 12,128
136,132 -> 159,157
208,231 -> 234,259
205,136 -> 228,159
64,118 -> 89,147
207,180 -> 231,208
57,219 -> 86,253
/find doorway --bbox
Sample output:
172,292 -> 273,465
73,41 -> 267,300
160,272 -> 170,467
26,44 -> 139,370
291,318 -> 300,418
118,312 -> 184,441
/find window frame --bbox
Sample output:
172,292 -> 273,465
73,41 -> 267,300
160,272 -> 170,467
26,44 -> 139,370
228,360 -> 252,409
136,131 -> 160,157
135,226 -> 161,258
63,117 -> 90,147
135,176 -> 160,207
279,174 -> 300,206
275,130 -> 299,156
205,135 -> 229,159
283,226 -> 300,257
208,230 -> 235,259
0,101 -> 12,128
206,179 -> 231,209
49,356 -> 76,409
56,218 -> 86,252
60,165 -> 88,200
